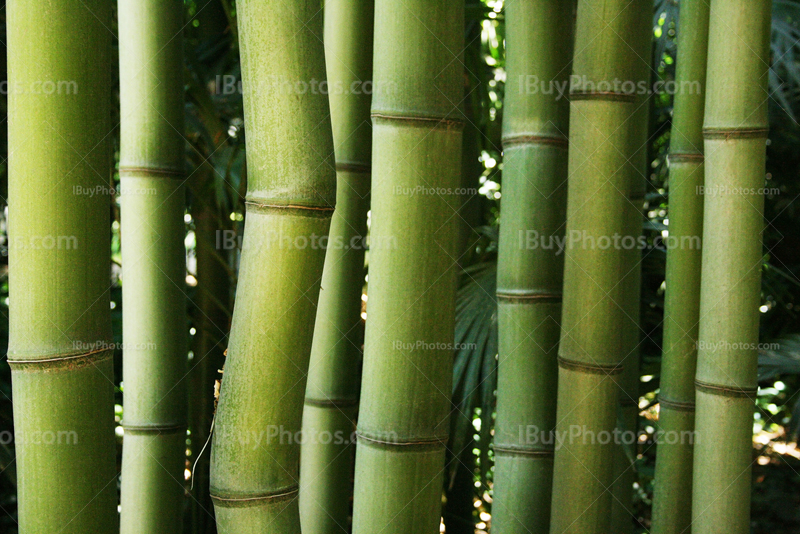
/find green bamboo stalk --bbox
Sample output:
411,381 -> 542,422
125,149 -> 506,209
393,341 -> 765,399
298,1 -> 373,532
491,2 -> 571,533
650,2 -> 710,532
189,185 -> 231,534
209,2 -> 336,532
610,8 -> 652,532
350,1 -> 463,533
549,2 -> 651,532
118,2 -> 188,532
6,1 -> 117,532
692,1 -> 771,532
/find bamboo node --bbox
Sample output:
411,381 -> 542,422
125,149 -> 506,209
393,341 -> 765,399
494,445 -> 555,458
556,356 -> 624,376
569,91 -> 636,103
304,397 -> 359,408
496,290 -> 562,303
210,485 -> 299,508
501,135 -> 568,150
668,152 -> 705,164
118,166 -> 184,179
702,127 -> 769,140
658,396 -> 696,412
371,112 -> 465,130
8,347 -> 113,371
355,431 -> 447,451
335,162 -> 371,174
121,423 -> 186,435
694,379 -> 757,399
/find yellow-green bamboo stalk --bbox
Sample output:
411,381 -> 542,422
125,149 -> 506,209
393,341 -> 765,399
350,1 -> 464,533
492,2 -> 571,533
692,1 -> 771,532
118,1 -> 187,532
299,0 -> 373,532
209,2 -> 336,532
7,1 -> 117,532
550,2 -> 651,532
651,2 -> 710,532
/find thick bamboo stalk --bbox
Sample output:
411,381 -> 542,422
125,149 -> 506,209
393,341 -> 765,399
650,2 -> 710,532
549,2 -> 650,532
692,1 -> 771,533
350,1 -> 463,533
610,7 -> 652,532
6,1 -> 117,532
491,2 -> 571,533
298,1 -> 373,532
118,2 -> 187,532
209,2 -> 336,532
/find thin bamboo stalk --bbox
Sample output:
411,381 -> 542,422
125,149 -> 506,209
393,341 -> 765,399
6,1 -> 117,532
350,1 -> 463,533
549,1 -> 651,532
650,2 -> 710,532
189,185 -> 231,534
299,1 -> 373,532
209,1 -> 336,532
491,2 -> 571,533
118,1 -> 187,532
692,1 -> 771,532
610,7 -> 652,531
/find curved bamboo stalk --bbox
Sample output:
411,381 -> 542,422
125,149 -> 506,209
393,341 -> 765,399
298,0 -> 373,532
549,1 -> 651,532
692,1 -> 771,532
6,1 -> 117,532
209,1 -> 336,532
350,1 -> 463,533
118,2 -> 188,532
491,2 -> 571,533
650,2 -> 710,532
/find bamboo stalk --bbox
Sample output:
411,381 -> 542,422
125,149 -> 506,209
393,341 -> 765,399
650,2 -> 710,532
189,184 -> 231,534
118,2 -> 188,532
299,1 -> 373,532
691,1 -> 771,532
549,2 -> 651,532
350,1 -> 463,533
6,1 -> 117,532
610,7 -> 652,532
209,2 -> 336,532
491,2 -> 571,533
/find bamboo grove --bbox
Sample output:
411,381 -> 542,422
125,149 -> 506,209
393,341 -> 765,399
3,0 -> 787,533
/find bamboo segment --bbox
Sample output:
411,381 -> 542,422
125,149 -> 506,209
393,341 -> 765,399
651,1 -> 710,532
350,2 -> 463,533
692,1 -> 771,532
209,2 -> 336,533
299,1 -> 373,532
118,2 -> 187,532
549,2 -> 651,533
6,1 -> 117,532
610,6 -> 652,532
492,2 -> 571,533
